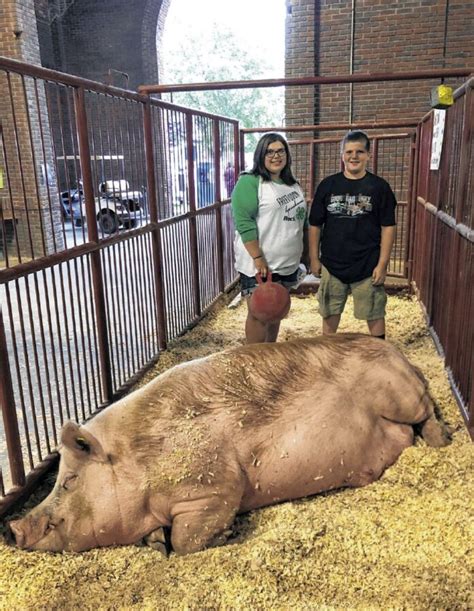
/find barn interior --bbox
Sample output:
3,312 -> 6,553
0,0 -> 473,607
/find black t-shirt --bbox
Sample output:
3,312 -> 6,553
309,171 -> 397,283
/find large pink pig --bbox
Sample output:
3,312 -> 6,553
8,334 -> 448,555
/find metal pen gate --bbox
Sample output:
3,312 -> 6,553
1,62 -> 472,517
0,57 -> 240,514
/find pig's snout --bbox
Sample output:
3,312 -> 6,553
6,520 -> 25,548
6,514 -> 50,549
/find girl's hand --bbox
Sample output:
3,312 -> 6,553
254,255 -> 268,278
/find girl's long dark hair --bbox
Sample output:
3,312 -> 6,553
248,133 -> 298,185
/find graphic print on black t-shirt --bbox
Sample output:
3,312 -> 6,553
327,194 -> 373,217
309,172 -> 397,284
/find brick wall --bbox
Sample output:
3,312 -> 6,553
285,0 -> 473,212
285,0 -> 317,129
285,0 -> 472,259
32,0 -> 168,89
286,0 -> 474,127
0,0 -> 62,260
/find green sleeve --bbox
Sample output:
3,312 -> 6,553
231,174 -> 259,243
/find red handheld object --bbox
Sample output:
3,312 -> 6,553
249,271 -> 291,324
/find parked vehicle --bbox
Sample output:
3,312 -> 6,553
60,184 -> 84,227
97,180 -> 145,233
60,179 -> 146,234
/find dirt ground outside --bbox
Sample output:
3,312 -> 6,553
0,291 -> 473,610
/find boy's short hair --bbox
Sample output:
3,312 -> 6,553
341,130 -> 371,153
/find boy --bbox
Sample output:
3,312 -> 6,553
309,131 -> 396,338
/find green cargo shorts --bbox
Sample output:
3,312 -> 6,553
317,266 -> 387,321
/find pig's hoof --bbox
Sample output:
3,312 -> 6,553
207,528 -> 235,549
143,527 -> 172,557
420,416 -> 451,447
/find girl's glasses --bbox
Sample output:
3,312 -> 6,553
265,147 -> 287,159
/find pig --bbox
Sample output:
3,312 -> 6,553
8,334 -> 449,556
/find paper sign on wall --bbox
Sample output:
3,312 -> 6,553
430,109 -> 446,171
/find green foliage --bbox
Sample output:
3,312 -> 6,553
161,23 -> 284,151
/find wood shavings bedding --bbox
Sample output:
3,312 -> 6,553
1,292 -> 472,610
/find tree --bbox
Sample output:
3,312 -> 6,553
160,23 -> 284,152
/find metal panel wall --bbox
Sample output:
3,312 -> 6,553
411,78 -> 473,435
0,58 -> 239,512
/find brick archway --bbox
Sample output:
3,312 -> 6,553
32,0 -> 172,90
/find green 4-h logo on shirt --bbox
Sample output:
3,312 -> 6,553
296,207 -> 306,221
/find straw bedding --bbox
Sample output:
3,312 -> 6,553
1,291 -> 473,610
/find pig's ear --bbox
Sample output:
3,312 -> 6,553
60,421 -> 108,463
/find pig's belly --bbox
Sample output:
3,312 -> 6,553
239,415 -> 413,512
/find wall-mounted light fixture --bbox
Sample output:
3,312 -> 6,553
430,84 -> 454,110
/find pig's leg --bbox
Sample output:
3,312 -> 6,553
170,493 -> 242,555
409,392 -> 449,447
376,365 -> 450,447
419,413 -> 450,447
143,526 -> 172,557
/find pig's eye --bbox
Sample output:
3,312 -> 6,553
45,519 -> 63,534
62,474 -> 78,490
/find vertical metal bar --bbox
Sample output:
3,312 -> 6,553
186,112 -> 201,317
404,133 -> 416,280
372,137 -> 379,175
39,272 -> 65,431
170,222 -> 182,335
78,255 -> 98,411
71,257 -> 89,420
238,126 -> 244,173
48,265 -> 72,423
32,272 -> 57,446
83,257 -> 102,408
13,279 -> 43,460
160,226 -> 173,339
137,234 -> 150,359
66,86 -> 87,242
426,215 -> 440,327
407,126 -> 421,287
423,115 -> 433,200
4,284 -> 33,468
104,101 -> 130,385
131,236 -> 146,368
143,99 -> 167,350
47,84 -> 70,248
454,86 -> 472,224
74,87 -> 113,403
308,141 -> 315,200
165,225 -> 175,337
92,101 -> 119,389
32,77 -> 58,253
123,240 -> 137,372
22,76 -> 48,257
141,232 -> 157,357
0,121 -> 22,266
442,227 -> 461,364
213,119 -> 224,293
0,199 -> 9,269
0,306 -> 26,487
119,113 -> 139,374
6,72 -> 35,260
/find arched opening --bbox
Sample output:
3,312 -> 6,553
158,0 -> 286,155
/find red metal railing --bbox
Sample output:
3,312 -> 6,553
410,77 -> 473,435
0,57 -> 240,513
1,60 -> 472,516
138,68 -> 472,94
